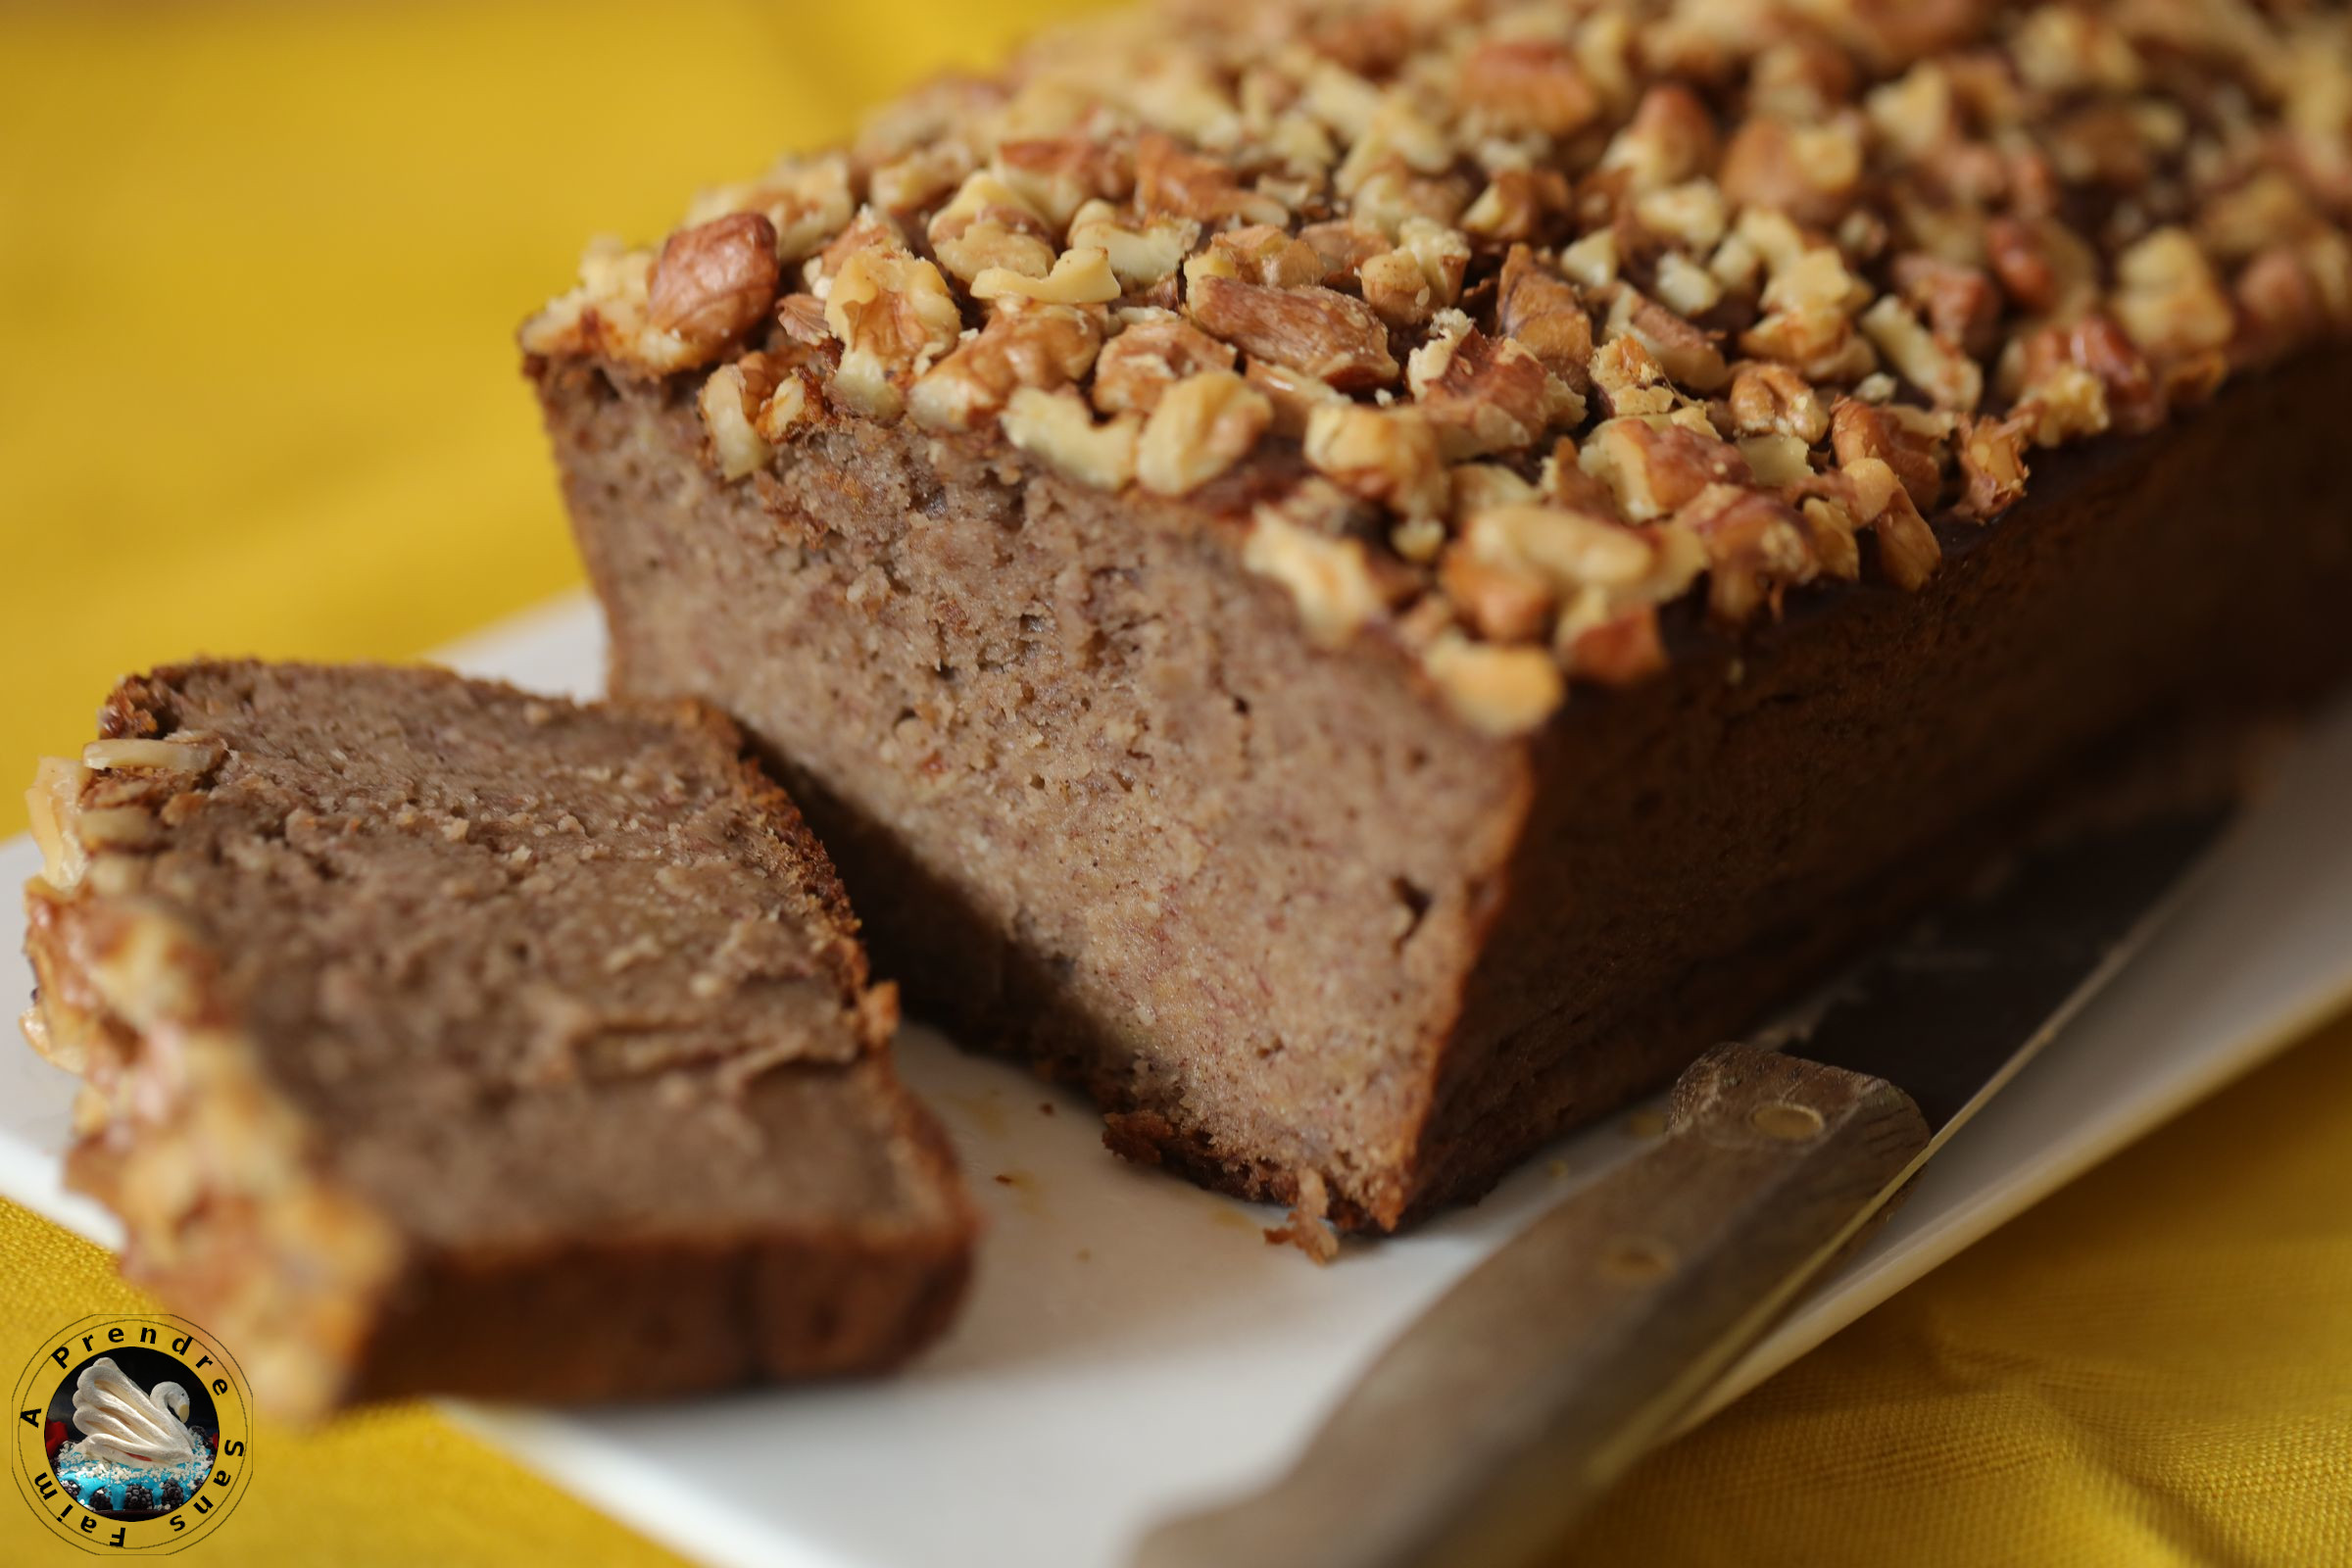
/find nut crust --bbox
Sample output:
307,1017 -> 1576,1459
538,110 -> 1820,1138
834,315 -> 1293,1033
522,0 -> 2352,736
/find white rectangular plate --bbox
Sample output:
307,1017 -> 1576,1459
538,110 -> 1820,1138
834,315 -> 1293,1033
6,593 -> 2350,1568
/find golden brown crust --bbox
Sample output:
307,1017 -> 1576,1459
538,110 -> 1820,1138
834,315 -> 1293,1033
522,0 -> 2352,737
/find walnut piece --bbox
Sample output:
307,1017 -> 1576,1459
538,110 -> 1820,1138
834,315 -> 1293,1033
1091,317 -> 1236,417
1136,132 -> 1288,226
823,243 -> 963,419
1461,38 -> 1601,138
648,214 -> 782,356
1424,634 -> 1565,738
1001,387 -> 1140,490
1727,363 -> 1829,443
1136,371 -> 1273,496
699,362 -> 776,479
1830,398 -> 1946,513
1580,418 -> 1751,522
1441,552 -> 1553,644
909,302 -> 1102,433
1186,276 -> 1399,391
1858,297 -> 1982,412
1955,412 -> 2031,520
970,246 -> 1122,306
1242,506 -> 1385,649
1675,483 -> 1819,623
1496,247 -> 1596,390
1304,404 -> 1447,519
2112,227 -> 2236,363
1411,325 -> 1585,461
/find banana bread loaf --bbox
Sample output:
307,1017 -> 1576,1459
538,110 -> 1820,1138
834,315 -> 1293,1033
20,663 -> 975,1415
524,0 -> 2352,1233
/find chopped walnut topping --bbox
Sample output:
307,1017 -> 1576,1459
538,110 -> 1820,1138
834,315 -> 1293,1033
1560,228 -> 1620,289
1304,404 -> 1447,519
1637,179 -> 1730,253
1799,495 -> 1864,582
649,214 -> 783,357
1654,252 -> 1724,318
522,241 -> 696,374
1605,286 -> 1730,393
1449,462 -> 1542,519
1297,220 -> 1390,285
683,155 -> 854,264
1070,202 -> 1201,288
2014,361 -> 2111,448
1001,386 -> 1140,490
824,243 -> 963,419
1424,633 -> 1566,737
1460,168 -> 1573,243
1242,506 -> 1385,648
2233,241 -> 2347,363
1841,457 -> 1942,591
1496,247 -> 1596,390
1561,604 -> 1671,686
1728,362 -> 1829,443
928,172 -> 1055,283
1442,552 -> 1552,644
1461,38 -> 1601,139
869,143 -> 973,217
1458,502 -> 1671,599
1720,115 -> 1864,228
1738,432 -> 1815,488
774,293 -> 831,347
2013,313 -> 2163,437
533,0 -> 2352,709
1859,296 -> 1983,412
1598,83 -> 1717,193
1412,324 -> 1584,460
1246,357 -> 1350,436
2112,227 -> 2237,362
1588,333 -> 1675,419
998,136 -> 1134,228
1955,412 -> 2032,520
971,246 -> 1122,306
699,362 -> 775,479
1892,253 -> 2001,358
1676,483 -> 1819,624
1984,214 -> 2101,317
1136,370 -> 1273,495
910,301 -> 1102,432
1187,275 -> 1398,391
1580,418 -> 1751,522
1356,219 -> 1470,331
1831,398 -> 1946,514
1871,487 -> 1941,592
1136,131 -> 1288,226
1210,225 -> 1329,290
1741,223 -> 1876,382
1091,316 -> 1235,417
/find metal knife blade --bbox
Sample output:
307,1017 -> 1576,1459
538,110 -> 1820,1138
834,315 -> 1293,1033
1134,800 -> 2236,1568
1792,803 -> 2230,1139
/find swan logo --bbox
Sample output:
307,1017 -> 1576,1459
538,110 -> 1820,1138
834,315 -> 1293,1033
12,1315 -> 253,1553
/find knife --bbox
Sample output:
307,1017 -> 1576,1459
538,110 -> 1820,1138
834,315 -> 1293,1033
1134,800 -> 2235,1568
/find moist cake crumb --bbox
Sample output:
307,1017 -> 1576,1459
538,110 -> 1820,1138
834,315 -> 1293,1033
20,662 -> 976,1415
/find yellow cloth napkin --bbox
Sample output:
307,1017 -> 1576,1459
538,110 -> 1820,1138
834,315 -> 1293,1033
2,3 -> 2347,1563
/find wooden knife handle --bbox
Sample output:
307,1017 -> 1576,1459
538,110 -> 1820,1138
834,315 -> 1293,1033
1131,1044 -> 1931,1568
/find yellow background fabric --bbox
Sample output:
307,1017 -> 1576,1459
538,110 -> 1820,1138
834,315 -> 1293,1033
0,3 -> 2346,1563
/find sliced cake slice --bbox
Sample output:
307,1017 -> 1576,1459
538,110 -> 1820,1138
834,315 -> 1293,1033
21,661 -> 975,1417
